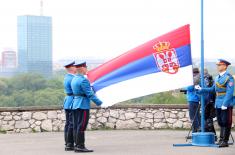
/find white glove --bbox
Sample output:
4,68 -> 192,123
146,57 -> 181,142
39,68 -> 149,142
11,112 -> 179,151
195,85 -> 202,90
221,105 -> 227,110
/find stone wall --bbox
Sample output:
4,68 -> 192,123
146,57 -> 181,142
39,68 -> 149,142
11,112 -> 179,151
0,105 -> 234,133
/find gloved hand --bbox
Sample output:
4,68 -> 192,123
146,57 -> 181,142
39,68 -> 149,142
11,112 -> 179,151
221,105 -> 227,110
194,85 -> 202,90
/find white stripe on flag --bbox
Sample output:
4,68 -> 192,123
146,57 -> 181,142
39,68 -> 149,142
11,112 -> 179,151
96,65 -> 193,107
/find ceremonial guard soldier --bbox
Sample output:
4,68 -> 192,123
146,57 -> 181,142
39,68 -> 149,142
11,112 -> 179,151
63,61 -> 76,151
196,59 -> 234,147
71,61 -> 103,153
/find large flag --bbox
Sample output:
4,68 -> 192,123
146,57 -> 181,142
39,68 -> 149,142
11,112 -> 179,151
88,25 -> 193,107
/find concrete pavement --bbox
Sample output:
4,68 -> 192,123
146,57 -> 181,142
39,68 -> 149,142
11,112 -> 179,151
0,130 -> 234,155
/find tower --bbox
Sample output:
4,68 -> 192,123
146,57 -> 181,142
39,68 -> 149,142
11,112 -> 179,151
17,15 -> 52,77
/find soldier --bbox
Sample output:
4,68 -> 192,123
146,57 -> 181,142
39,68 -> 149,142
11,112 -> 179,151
63,61 -> 76,151
204,69 -> 217,140
186,68 -> 201,133
196,59 -> 234,147
71,61 -> 103,153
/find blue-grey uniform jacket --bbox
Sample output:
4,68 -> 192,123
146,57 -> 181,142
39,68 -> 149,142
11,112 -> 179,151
63,74 -> 75,109
71,74 -> 102,110
201,71 -> 234,108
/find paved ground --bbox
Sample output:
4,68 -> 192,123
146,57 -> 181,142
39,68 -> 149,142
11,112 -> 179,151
0,130 -> 234,155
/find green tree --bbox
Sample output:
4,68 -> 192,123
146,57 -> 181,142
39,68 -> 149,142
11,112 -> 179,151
12,90 -> 34,106
34,88 -> 64,106
46,78 -> 63,89
0,95 -> 15,107
10,73 -> 47,91
0,79 -> 8,95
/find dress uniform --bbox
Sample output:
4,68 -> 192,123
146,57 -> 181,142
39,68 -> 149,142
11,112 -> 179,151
199,59 -> 234,147
63,61 -> 75,151
71,61 -> 102,153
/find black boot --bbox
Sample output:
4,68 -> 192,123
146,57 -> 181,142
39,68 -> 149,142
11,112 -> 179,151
65,144 -> 74,151
219,127 -> 230,148
74,132 -> 93,153
64,132 -> 68,149
65,129 -> 74,151
216,127 -> 224,145
74,144 -> 94,153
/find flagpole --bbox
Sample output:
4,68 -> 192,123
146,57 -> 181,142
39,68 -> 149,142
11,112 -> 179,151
200,0 -> 205,132
174,0 -> 217,147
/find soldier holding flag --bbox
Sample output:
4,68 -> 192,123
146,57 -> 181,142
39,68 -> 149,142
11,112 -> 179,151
71,61 -> 103,153
196,59 -> 234,147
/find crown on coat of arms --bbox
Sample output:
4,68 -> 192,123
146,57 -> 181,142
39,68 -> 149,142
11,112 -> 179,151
153,42 -> 171,52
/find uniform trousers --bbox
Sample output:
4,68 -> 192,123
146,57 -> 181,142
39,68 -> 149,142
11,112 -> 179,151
216,107 -> 233,128
64,109 -> 74,146
73,108 -> 90,147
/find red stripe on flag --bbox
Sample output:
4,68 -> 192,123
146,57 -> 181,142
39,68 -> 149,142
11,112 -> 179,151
88,25 -> 190,83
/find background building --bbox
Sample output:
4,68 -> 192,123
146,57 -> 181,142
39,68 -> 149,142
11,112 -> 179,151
0,50 -> 18,77
1,50 -> 17,69
17,15 -> 52,77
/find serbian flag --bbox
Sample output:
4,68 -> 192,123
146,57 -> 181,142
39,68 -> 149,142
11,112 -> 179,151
88,25 -> 193,107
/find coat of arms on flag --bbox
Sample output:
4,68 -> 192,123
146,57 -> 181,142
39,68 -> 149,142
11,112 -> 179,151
153,42 -> 180,74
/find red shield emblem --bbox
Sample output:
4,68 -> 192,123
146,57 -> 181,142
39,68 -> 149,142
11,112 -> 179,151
153,42 -> 180,74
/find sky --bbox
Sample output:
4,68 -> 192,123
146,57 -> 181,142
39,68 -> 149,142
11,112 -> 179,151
0,0 -> 234,61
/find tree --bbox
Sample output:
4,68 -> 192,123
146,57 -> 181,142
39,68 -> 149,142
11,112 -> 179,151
0,73 -> 67,107
10,73 -> 47,91
0,79 -> 8,95
46,78 -> 63,89
12,90 -> 34,106
34,88 -> 64,106
0,95 -> 15,107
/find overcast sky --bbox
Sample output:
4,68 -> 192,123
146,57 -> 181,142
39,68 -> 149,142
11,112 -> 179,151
0,0 -> 234,61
